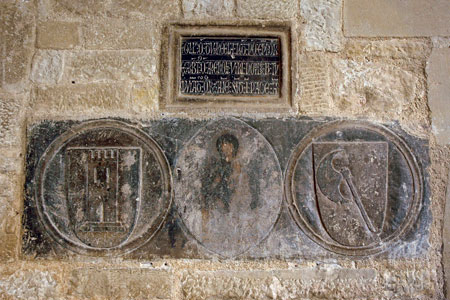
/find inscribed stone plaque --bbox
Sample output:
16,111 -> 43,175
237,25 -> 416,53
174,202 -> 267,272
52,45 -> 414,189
285,121 -> 423,255
180,37 -> 280,96
162,25 -> 292,110
174,118 -> 283,257
32,120 -> 172,256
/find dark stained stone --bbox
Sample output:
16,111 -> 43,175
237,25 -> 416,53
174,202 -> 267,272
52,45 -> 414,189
22,118 -> 430,259
174,118 -> 283,257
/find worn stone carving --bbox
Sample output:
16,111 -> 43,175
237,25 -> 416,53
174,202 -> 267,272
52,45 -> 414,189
34,120 -> 172,256
174,118 -> 283,257
285,121 -> 423,255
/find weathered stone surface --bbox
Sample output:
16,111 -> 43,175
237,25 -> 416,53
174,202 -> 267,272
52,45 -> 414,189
39,0 -> 179,20
64,50 -> 157,83
236,0 -> 298,19
285,121 -> 423,255
432,37 -> 450,49
130,80 -> 160,113
36,22 -> 80,50
345,39 -> 431,59
0,270 -> 63,299
83,19 -> 159,50
32,120 -> 171,255
175,118 -> 283,258
182,268 -> 377,300
0,173 -> 16,199
427,47 -> 450,145
182,0 -> 234,18
0,94 -> 25,146
23,118 -> 430,259
31,83 -> 132,117
68,269 -> 173,299
300,0 -> 343,52
330,59 -> 428,137
297,53 -> 330,113
0,3 -> 34,92
443,172 -> 450,300
0,148 -> 22,173
344,0 -> 450,37
30,50 -> 64,85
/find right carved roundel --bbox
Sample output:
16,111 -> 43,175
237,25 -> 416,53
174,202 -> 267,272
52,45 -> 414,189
285,120 -> 423,256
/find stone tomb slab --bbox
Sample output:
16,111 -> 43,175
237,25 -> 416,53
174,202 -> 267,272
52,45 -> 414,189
22,118 -> 430,259
161,24 -> 293,111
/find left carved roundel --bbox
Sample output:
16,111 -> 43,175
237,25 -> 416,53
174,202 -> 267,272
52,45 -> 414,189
35,120 -> 172,256
174,118 -> 283,258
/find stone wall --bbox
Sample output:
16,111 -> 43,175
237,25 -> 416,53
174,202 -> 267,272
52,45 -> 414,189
0,0 -> 449,299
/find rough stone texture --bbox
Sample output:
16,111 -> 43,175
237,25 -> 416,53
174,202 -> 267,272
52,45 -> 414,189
0,3 -> 34,92
182,0 -> 234,18
344,0 -> 450,37
0,0 -> 448,299
427,47 -> 450,145
444,171 -> 450,299
330,59 -> 429,138
345,39 -> 431,59
181,266 -> 439,299
300,0 -> 343,52
236,0 -> 298,19
63,50 -> 157,84
31,83 -> 132,119
0,269 -> 63,299
83,19 -> 160,50
0,94 -> 25,146
36,21 -> 80,50
297,53 -> 330,113
38,0 -> 180,20
68,269 -> 173,299
30,50 -> 64,85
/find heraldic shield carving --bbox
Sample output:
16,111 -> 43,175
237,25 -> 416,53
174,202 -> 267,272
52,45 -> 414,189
285,121 -> 422,256
34,120 -> 172,256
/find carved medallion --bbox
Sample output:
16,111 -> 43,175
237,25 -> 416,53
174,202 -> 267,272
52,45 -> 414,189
174,118 -> 283,257
285,121 -> 422,255
34,120 -> 172,256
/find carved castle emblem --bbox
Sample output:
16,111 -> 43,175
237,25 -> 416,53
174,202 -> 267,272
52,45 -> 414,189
34,120 -> 172,256
65,147 -> 141,248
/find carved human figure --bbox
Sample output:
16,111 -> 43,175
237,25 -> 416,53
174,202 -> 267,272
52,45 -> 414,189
199,133 -> 260,248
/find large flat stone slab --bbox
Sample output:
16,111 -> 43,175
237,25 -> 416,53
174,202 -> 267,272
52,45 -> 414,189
22,117 -> 430,260
344,0 -> 450,37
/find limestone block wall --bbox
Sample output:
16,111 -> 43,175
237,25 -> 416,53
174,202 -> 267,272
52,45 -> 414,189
0,0 -> 449,299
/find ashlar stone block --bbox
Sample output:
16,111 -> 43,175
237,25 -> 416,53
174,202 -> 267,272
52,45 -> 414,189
300,0 -> 343,52
344,0 -> 450,37
68,269 -> 173,299
0,3 -> 34,92
83,19 -> 159,50
37,21 -> 80,50
427,47 -> 450,145
63,50 -> 157,84
182,0 -> 234,18
236,0 -> 298,19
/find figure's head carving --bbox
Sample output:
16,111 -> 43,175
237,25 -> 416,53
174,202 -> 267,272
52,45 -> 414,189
216,133 -> 239,162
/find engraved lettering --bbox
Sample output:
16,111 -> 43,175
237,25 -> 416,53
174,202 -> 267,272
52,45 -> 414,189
180,37 -> 281,97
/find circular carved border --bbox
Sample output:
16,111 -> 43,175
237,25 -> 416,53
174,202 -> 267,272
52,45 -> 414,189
34,119 -> 172,256
284,120 -> 423,256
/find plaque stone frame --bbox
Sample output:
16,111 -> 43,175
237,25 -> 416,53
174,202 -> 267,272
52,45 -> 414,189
161,24 -> 293,111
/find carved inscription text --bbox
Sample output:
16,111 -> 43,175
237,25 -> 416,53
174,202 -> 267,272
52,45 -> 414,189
180,37 -> 281,96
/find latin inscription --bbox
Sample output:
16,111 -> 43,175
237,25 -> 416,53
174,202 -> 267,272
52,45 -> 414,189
180,37 -> 281,96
